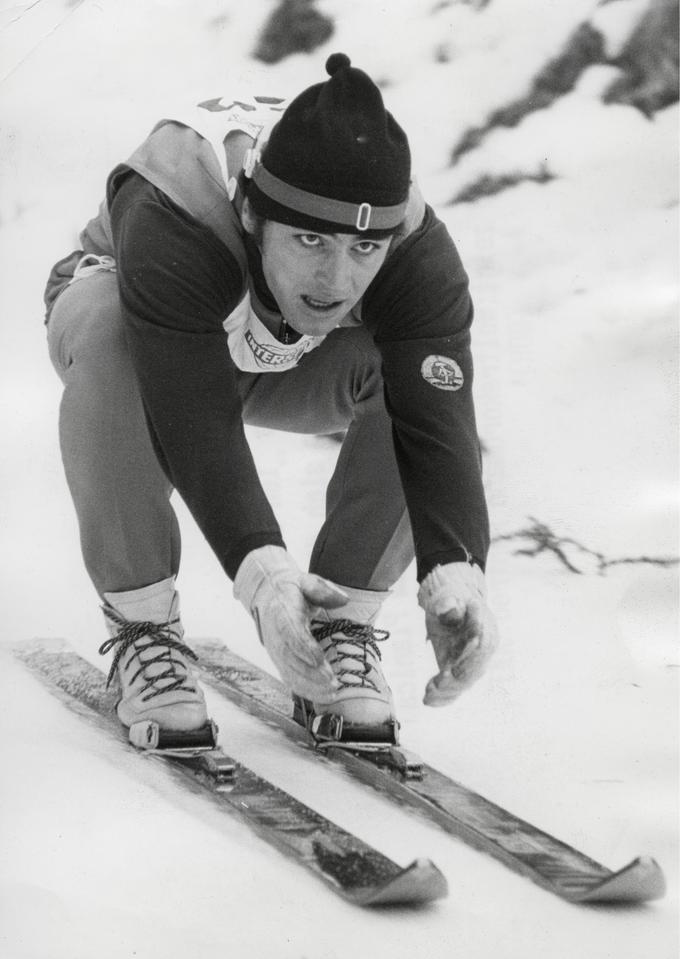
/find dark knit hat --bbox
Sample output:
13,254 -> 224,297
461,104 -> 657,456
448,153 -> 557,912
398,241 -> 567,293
246,53 -> 411,237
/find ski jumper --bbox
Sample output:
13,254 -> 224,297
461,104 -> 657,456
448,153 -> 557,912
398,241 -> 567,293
45,95 -> 489,596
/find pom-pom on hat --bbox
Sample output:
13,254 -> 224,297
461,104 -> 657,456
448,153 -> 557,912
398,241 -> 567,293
246,53 -> 411,237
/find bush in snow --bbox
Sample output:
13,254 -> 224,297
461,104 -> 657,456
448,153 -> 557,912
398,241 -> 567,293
450,164 -> 555,205
253,0 -> 334,64
604,0 -> 679,116
451,0 -> 678,165
451,22 -> 607,164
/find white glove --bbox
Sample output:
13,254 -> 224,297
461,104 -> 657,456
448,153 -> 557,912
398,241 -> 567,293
417,561 -> 498,706
234,546 -> 348,700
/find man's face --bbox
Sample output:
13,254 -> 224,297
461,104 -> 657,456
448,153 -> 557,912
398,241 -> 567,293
258,221 -> 391,335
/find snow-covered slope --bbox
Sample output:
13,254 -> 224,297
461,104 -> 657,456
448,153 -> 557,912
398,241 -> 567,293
1,1 -> 677,957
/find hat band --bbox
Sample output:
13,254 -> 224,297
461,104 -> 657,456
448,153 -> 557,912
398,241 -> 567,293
251,164 -> 407,232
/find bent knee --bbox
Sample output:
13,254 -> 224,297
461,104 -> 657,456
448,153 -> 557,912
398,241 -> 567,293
48,272 -> 130,377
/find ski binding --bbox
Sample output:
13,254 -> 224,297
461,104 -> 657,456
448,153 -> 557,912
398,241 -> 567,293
128,719 -> 235,784
293,695 -> 423,780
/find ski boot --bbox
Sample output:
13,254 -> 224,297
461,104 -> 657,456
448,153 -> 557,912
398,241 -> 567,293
99,577 -> 217,755
293,586 -> 398,741
292,586 -> 423,778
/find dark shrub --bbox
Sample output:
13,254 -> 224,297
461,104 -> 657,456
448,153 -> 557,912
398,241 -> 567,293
604,0 -> 679,116
254,0 -> 334,64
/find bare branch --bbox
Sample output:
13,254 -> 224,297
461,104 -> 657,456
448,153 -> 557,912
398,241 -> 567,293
493,517 -> 679,574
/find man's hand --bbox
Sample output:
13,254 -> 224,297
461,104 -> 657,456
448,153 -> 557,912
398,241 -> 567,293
234,546 -> 347,700
417,561 -> 498,706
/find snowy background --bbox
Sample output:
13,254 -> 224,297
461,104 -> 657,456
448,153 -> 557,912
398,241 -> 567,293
0,0 -> 677,957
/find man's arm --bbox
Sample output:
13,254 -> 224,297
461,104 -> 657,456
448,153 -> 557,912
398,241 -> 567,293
364,206 -> 490,581
109,173 -> 286,578
365,206 -> 497,704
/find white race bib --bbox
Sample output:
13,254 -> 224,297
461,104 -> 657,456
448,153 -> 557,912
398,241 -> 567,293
223,291 -> 325,372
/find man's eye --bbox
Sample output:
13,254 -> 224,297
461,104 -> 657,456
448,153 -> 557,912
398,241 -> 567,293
297,234 -> 322,247
354,241 -> 379,255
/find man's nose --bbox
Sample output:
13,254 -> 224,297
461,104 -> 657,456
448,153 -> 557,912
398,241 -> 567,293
314,248 -> 350,291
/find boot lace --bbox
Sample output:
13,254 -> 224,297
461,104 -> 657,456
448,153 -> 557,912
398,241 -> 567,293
311,620 -> 389,693
99,605 -> 199,702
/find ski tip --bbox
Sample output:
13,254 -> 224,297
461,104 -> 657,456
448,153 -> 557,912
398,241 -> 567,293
575,856 -> 666,904
353,858 -> 448,907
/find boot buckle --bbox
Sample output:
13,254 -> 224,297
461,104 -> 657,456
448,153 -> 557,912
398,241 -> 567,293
293,695 -> 400,746
128,719 -> 220,753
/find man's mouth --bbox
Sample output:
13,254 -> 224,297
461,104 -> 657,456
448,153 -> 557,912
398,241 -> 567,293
301,294 -> 344,313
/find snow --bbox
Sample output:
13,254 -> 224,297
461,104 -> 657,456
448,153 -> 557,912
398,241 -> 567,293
0,0 -> 677,957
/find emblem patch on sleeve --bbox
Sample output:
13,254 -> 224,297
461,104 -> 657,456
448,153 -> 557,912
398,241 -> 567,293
421,355 -> 464,391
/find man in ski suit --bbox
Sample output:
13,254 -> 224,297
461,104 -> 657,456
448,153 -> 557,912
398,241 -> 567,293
44,53 -> 497,747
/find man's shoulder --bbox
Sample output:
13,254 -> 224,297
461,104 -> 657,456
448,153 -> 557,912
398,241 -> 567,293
380,203 -> 466,285
360,203 -> 471,338
108,120 -> 249,275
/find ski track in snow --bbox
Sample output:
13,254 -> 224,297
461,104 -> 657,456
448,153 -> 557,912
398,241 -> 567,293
0,1 -> 677,957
